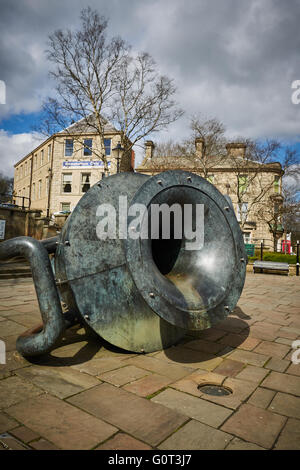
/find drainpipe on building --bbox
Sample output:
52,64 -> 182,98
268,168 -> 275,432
47,137 -> 55,219
28,152 -> 33,210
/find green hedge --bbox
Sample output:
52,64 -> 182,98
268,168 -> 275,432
248,252 -> 297,264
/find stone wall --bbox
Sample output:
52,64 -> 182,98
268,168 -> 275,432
0,207 -> 44,241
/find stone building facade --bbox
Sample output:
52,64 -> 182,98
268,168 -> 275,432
136,140 -> 284,249
13,119 -> 134,217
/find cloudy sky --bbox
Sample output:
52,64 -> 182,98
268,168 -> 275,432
1,0 -> 300,176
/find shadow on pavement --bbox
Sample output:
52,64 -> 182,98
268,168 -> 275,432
27,323 -> 130,367
27,308 -> 251,367
162,309 -> 251,365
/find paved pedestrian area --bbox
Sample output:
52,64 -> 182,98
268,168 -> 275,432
0,273 -> 299,450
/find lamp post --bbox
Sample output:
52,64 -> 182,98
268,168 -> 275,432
112,142 -> 125,174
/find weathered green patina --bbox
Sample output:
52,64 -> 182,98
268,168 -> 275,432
0,170 -> 247,356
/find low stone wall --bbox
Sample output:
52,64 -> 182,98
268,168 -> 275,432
0,207 -> 42,240
0,206 -> 62,241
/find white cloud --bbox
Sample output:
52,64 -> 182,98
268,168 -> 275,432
0,130 -> 44,177
1,0 -> 300,167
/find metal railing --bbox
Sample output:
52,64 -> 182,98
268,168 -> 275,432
0,193 -> 31,210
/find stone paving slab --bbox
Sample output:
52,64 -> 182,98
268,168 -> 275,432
30,439 -> 59,450
221,403 -> 286,448
15,365 -> 100,399
213,359 -> 245,377
247,387 -> 276,409
261,371 -> 300,396
182,339 -> 225,355
0,351 -> 30,379
98,365 -> 149,386
123,354 -> 195,380
265,357 -> 290,373
155,346 -> 223,370
95,433 -> 152,450
274,418 -> 300,450
6,394 -> 118,450
268,392 -> 300,419
10,425 -> 40,443
0,376 -> 43,409
286,363 -> 300,376
151,388 -> 233,427
123,373 -> 172,397
68,382 -> 188,447
0,412 -> 19,433
71,356 -> 129,376
0,273 -> 299,450
0,320 -> 27,337
235,365 -> 269,383
227,349 -> 271,367
254,341 -> 291,359
158,419 -> 233,450
225,438 -> 265,450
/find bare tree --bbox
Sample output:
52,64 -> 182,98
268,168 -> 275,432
153,140 -> 186,157
226,140 -> 282,229
0,172 -> 14,202
256,185 -> 300,251
228,140 -> 300,249
184,115 -> 228,178
109,53 -> 183,153
39,7 -> 183,173
149,115 -> 227,175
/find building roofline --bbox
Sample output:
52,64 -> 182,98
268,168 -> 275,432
14,135 -> 53,168
14,129 -> 124,168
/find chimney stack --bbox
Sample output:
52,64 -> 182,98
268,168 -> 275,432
226,142 -> 246,158
145,141 -> 155,159
195,138 -> 204,158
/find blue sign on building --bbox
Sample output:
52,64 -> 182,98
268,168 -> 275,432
62,161 -> 111,169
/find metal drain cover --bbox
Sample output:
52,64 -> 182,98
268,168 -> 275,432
198,384 -> 232,396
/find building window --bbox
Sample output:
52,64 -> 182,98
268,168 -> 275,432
65,139 -> 74,157
274,175 -> 280,193
238,175 -> 248,194
242,231 -> 251,243
48,144 -> 51,162
24,162 -> 27,176
46,176 -> 49,196
81,173 -> 91,193
38,180 -> 42,199
40,149 -> 44,166
62,173 -> 72,193
61,202 -> 71,212
237,203 -> 248,222
104,138 -> 111,156
34,154 -> 37,169
83,139 -> 92,156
